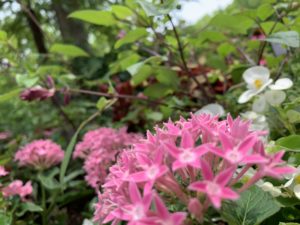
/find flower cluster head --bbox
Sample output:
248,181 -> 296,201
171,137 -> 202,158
2,180 -> 32,201
74,127 -> 141,189
94,113 -> 295,225
15,139 -> 64,170
238,66 -> 293,107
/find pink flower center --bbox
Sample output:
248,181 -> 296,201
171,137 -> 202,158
131,204 -> 145,220
226,151 -> 242,163
146,166 -> 159,179
179,150 -> 196,163
206,182 -> 221,195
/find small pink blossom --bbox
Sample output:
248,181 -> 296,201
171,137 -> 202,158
0,166 -> 8,176
2,180 -> 32,201
189,160 -> 239,208
15,139 -> 64,170
20,86 -> 55,101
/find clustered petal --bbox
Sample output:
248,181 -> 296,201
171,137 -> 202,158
94,114 -> 295,225
1,180 -> 32,201
15,139 -> 64,170
74,127 -> 141,189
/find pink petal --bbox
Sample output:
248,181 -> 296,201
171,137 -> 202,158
238,135 -> 257,154
130,171 -> 148,182
188,181 -> 207,192
129,182 -> 142,203
215,167 -> 235,186
154,194 -> 169,219
181,131 -> 194,148
221,187 -> 239,200
209,195 -> 222,208
219,131 -> 234,151
242,154 -> 268,164
200,160 -> 214,180
172,212 -> 187,225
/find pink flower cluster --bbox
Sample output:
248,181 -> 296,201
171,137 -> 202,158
94,114 -> 295,225
74,127 -> 141,189
2,180 -> 32,201
15,140 -> 64,170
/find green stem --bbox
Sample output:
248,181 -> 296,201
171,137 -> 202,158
41,182 -> 47,225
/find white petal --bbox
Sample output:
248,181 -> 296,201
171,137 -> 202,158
284,177 -> 294,187
269,78 -> 293,90
294,184 -> 300,199
238,90 -> 256,103
196,103 -> 225,116
265,90 -> 286,106
252,95 -> 268,113
243,66 -> 270,84
260,182 -> 282,197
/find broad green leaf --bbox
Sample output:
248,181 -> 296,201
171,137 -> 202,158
115,28 -> 148,49
276,135 -> 300,152
0,89 -> 21,104
137,0 -> 178,16
38,173 -> 61,190
131,65 -> 152,86
68,10 -> 116,26
221,186 -> 281,225
210,14 -> 254,34
199,31 -> 227,43
144,83 -> 173,99
155,67 -> 179,87
0,211 -> 11,225
111,5 -> 133,19
16,202 -> 43,217
265,31 -> 300,48
286,110 -> 300,123
16,74 -> 39,88
217,43 -> 236,58
146,111 -> 163,121
260,21 -> 285,34
279,223 -> 300,225
96,97 -> 109,111
0,30 -> 7,42
257,4 -> 274,20
127,61 -> 145,76
50,43 -> 89,57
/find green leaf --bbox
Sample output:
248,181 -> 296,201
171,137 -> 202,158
50,43 -> 89,57
155,67 -> 179,87
276,135 -> 300,152
146,111 -> 163,121
286,110 -> 300,123
199,31 -> 227,43
210,14 -> 254,34
257,4 -> 274,20
0,89 -> 21,104
217,43 -> 236,58
96,97 -> 109,111
68,10 -> 116,26
38,173 -> 61,190
137,0 -> 178,16
131,65 -> 152,86
144,83 -> 173,99
16,74 -> 39,88
284,222 -> 300,225
115,28 -> 148,49
111,5 -> 133,19
0,30 -> 7,42
0,211 -> 11,225
16,202 -> 43,217
264,31 -> 300,48
221,186 -> 281,225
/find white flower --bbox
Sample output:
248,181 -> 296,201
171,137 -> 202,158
284,167 -> 300,199
252,95 -> 268,113
238,66 -> 293,103
196,103 -> 225,116
241,111 -> 269,132
258,182 -> 282,197
264,90 -> 286,106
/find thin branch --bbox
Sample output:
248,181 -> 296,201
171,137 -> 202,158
68,89 -> 185,110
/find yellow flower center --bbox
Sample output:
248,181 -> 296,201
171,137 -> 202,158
295,175 -> 300,184
254,79 -> 263,89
